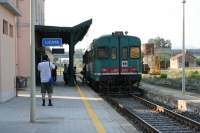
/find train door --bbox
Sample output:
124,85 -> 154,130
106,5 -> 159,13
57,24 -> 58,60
119,36 -> 130,75
109,37 -> 120,75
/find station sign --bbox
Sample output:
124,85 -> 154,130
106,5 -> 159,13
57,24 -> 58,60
52,48 -> 65,54
42,38 -> 62,47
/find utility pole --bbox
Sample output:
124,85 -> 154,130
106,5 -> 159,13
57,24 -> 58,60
30,0 -> 36,122
182,0 -> 186,95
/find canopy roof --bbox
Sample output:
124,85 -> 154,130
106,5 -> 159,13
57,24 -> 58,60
35,19 -> 92,45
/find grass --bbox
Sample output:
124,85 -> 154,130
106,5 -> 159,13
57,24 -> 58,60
142,67 -> 200,93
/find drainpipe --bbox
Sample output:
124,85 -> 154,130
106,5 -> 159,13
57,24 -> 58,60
15,0 -> 20,96
16,0 -> 19,76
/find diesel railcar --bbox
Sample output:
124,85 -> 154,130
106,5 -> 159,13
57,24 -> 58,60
83,31 -> 142,93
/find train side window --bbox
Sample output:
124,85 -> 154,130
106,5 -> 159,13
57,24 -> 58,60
111,47 -> 117,60
130,47 -> 140,58
122,47 -> 128,60
98,47 -> 108,60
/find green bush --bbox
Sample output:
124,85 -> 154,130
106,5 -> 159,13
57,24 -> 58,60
196,58 -> 200,66
160,73 -> 167,79
188,71 -> 200,80
156,75 -> 162,80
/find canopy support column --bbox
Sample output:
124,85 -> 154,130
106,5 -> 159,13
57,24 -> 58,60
69,32 -> 75,86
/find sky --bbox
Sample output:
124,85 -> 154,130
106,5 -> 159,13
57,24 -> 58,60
45,0 -> 200,50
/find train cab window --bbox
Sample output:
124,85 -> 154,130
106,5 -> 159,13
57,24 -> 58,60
130,47 -> 140,58
111,47 -> 116,60
122,47 -> 128,60
98,47 -> 108,60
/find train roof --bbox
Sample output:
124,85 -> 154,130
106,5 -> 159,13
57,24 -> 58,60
95,31 -> 140,40
86,31 -> 140,50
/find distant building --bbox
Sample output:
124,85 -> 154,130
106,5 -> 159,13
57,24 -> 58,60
170,53 -> 196,69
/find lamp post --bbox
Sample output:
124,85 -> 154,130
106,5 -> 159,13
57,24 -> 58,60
30,0 -> 36,122
182,0 -> 186,95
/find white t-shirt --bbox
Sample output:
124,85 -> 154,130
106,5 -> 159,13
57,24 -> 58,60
38,61 -> 55,82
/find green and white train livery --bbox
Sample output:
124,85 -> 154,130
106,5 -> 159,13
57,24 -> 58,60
83,31 -> 142,93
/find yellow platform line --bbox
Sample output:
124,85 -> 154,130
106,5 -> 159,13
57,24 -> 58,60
76,85 -> 106,133
142,84 -> 200,100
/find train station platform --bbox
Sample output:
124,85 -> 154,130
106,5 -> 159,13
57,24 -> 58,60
0,75 -> 139,133
140,82 -> 200,113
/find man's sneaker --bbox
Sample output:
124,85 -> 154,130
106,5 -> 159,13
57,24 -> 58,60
42,103 -> 45,106
48,103 -> 53,106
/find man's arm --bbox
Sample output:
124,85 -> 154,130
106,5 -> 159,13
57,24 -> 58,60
50,62 -> 55,69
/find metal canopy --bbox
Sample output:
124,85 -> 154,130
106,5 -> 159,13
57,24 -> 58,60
35,19 -> 92,86
35,19 -> 92,45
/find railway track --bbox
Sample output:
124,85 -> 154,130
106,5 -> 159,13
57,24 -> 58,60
106,94 -> 200,133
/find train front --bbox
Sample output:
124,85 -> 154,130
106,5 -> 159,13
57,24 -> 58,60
93,31 -> 142,92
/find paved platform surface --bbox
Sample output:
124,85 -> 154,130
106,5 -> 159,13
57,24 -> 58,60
0,76 -> 139,133
140,82 -> 200,113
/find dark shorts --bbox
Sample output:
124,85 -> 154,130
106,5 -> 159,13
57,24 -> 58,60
41,82 -> 53,94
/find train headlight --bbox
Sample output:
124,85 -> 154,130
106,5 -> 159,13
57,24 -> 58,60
102,68 -> 107,73
132,68 -> 137,72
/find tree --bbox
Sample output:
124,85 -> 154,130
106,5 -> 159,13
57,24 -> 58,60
160,53 -> 172,69
197,57 -> 200,66
148,37 -> 172,48
74,58 -> 83,71
61,59 -> 68,65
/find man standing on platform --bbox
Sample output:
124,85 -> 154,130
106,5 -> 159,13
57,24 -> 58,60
63,64 -> 68,85
38,55 -> 55,106
52,63 -> 57,81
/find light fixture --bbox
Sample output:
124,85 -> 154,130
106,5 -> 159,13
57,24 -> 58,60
182,0 -> 186,3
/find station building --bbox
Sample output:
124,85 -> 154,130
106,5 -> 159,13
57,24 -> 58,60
0,0 -> 45,103
0,0 -> 92,103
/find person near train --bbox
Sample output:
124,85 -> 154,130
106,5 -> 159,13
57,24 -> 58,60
63,64 -> 68,85
73,67 -> 78,84
81,65 -> 86,82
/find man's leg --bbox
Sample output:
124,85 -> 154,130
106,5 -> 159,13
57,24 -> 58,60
48,93 -> 53,106
41,83 -> 46,106
66,74 -> 68,84
47,83 -> 53,106
64,73 -> 67,84
74,75 -> 77,84
42,93 -> 46,106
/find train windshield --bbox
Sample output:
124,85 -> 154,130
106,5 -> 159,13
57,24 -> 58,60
130,47 -> 140,58
98,47 -> 108,60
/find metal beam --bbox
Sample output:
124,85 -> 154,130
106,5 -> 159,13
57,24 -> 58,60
54,52 -> 84,58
